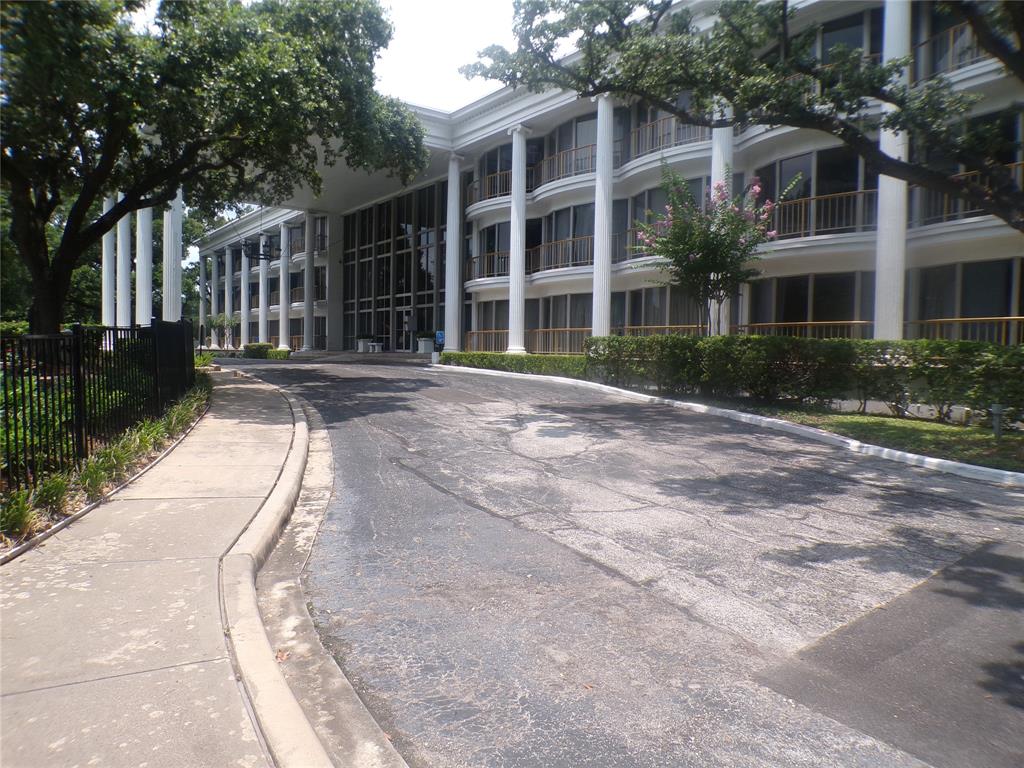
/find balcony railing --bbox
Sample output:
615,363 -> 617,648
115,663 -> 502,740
527,327 -> 591,355
904,317 -> 1023,345
269,290 -> 280,306
290,238 -> 306,255
913,22 -> 990,82
630,117 -> 710,160
290,286 -> 304,303
527,235 -> 594,274
466,251 -> 509,280
732,321 -> 875,339
467,170 -> 512,205
615,325 -> 703,337
315,284 -> 326,301
533,145 -> 597,187
917,161 -> 1023,226
464,330 -> 509,352
773,190 -> 879,238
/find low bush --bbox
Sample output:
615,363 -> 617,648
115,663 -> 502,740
0,320 -> 30,337
242,342 -> 273,359
33,473 -> 70,516
1,489 -> 36,538
441,351 -> 588,379
267,349 -> 290,360
582,335 -> 1023,416
195,351 -> 215,367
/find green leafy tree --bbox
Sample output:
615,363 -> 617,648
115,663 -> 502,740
637,169 -> 776,334
465,0 -> 1024,231
2,0 -> 427,333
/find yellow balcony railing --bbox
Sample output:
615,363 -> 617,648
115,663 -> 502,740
466,251 -> 509,280
732,321 -> 875,339
904,316 -> 1023,345
464,330 -> 509,352
913,22 -> 990,82
466,170 -> 512,205
527,235 -> 594,274
630,117 -> 710,160
526,327 -> 590,354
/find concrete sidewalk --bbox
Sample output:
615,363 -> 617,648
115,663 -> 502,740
0,372 -> 298,768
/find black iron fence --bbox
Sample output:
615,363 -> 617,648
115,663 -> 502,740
1,320 -> 195,490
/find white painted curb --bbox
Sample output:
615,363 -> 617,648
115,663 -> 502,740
431,364 -> 1024,488
218,377 -> 334,768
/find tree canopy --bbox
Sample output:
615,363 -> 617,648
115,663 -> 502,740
465,0 -> 1024,232
2,0 -> 427,331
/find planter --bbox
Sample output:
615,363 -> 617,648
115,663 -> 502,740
356,339 -> 370,353
417,337 -> 434,354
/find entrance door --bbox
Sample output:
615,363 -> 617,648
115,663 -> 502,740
397,309 -> 413,351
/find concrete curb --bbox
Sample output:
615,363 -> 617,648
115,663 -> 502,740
431,364 -> 1024,488
217,373 -> 334,768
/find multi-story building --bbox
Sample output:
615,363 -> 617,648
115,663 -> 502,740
197,0 -> 1023,354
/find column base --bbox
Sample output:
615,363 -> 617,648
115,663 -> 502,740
505,346 -> 527,355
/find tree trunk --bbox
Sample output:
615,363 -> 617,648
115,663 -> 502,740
28,266 -> 75,334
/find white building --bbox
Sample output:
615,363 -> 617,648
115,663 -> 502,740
196,0 -> 1023,354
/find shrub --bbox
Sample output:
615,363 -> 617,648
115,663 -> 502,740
441,351 -> 588,379
967,344 -> 1024,424
851,341 -> 913,415
909,340 -> 988,423
267,349 -> 290,360
243,342 -> 273,359
78,459 -> 108,501
1,489 -> 36,538
584,336 -> 650,388
0,320 -> 30,337
195,351 -> 214,367
33,473 -> 70,516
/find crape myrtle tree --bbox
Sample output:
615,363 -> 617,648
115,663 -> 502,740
637,168 -> 779,334
464,0 -> 1024,232
2,0 -> 427,333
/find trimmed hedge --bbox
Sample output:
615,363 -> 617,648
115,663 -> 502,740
267,349 -> 290,360
585,335 -> 1024,422
440,351 -> 588,379
242,342 -> 274,359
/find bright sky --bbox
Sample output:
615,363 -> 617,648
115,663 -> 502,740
374,0 -> 515,112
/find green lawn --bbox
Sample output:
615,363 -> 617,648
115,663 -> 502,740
729,405 -> 1024,473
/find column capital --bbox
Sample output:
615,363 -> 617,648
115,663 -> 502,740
449,151 -> 464,163
507,124 -> 532,137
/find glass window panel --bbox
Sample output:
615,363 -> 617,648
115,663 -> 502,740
919,264 -> 957,319
558,121 -> 574,153
570,293 -> 593,328
644,286 -> 666,325
816,146 -> 860,195
526,299 -> 540,330
648,188 -> 668,220
611,292 -> 626,329
777,276 -> 809,322
812,273 -> 856,321
669,287 -> 698,326
573,203 -> 595,237
575,115 -> 597,147
550,295 -> 567,328
554,208 -> 572,240
780,153 -> 813,199
629,289 -> 644,326
495,300 -> 509,329
860,272 -> 875,322
869,7 -> 884,57
498,143 -> 513,171
822,13 -> 864,65
962,259 -> 1012,317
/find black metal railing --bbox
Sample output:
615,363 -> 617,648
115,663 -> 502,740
1,320 -> 195,490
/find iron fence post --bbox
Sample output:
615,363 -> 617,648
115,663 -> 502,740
70,324 -> 87,461
152,322 -> 163,415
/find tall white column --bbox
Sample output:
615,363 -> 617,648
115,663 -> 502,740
278,223 -> 290,350
224,248 -> 234,349
874,0 -> 911,340
259,235 -> 270,343
592,96 -> 614,338
210,251 -> 220,348
240,243 -> 250,347
161,188 -> 183,322
445,154 -> 463,351
101,196 -> 116,327
507,126 -> 528,353
115,193 -> 131,327
302,214 -> 315,351
135,207 -> 153,326
199,252 -> 208,344
710,102 -> 735,335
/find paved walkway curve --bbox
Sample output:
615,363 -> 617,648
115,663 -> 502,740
243,359 -> 1024,768
0,373 -> 295,768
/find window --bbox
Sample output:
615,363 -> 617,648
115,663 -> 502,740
777,276 -> 809,323
821,13 -> 865,66
813,273 -> 856,322
570,293 -> 593,329
962,260 -> 1012,317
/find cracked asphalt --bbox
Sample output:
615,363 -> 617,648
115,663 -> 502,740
237,358 -> 1024,768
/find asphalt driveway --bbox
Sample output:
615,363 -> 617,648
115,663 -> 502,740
237,358 -> 1024,768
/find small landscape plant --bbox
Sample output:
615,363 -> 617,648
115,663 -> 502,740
1,489 -> 36,539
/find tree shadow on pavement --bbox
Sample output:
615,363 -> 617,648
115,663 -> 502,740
980,641 -> 1024,709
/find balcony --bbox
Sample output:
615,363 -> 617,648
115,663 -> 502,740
904,317 -> 1023,345
290,287 -> 304,303
531,145 -> 597,189
913,22 -> 990,82
467,170 -> 512,205
616,325 -> 702,337
466,251 -> 509,280
773,190 -> 879,239
732,321 -> 875,339
527,328 -> 591,354
527,235 -> 594,274
464,330 -> 509,352
269,290 -> 280,306
628,117 -> 710,161
290,237 -> 306,255
916,162 -> 1023,226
